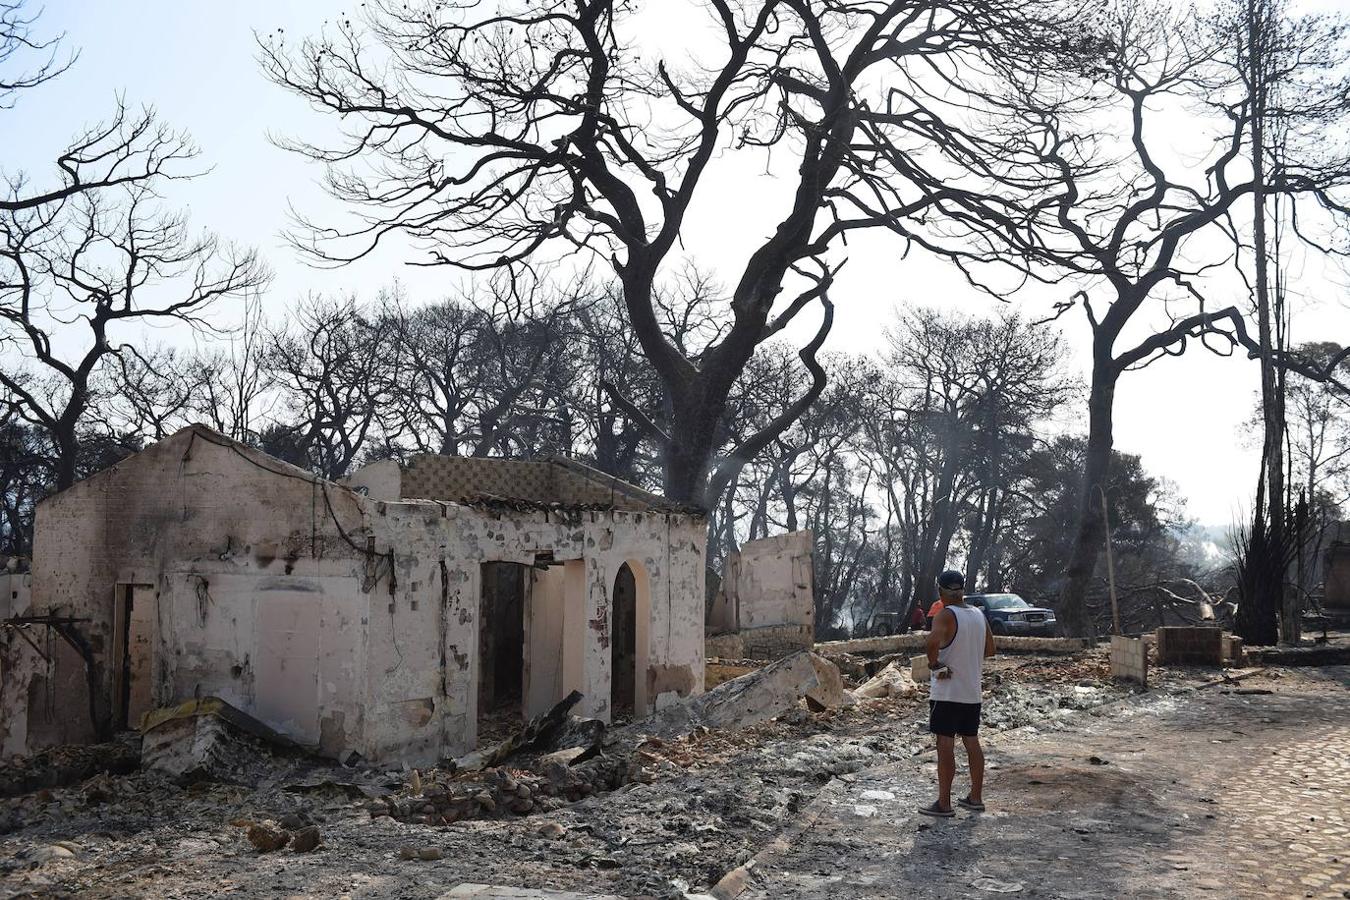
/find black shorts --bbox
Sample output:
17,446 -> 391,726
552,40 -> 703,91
929,700 -> 981,737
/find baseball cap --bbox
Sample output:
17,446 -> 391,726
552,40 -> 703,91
936,570 -> 965,590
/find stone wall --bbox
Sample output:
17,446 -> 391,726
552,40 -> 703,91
1154,626 -> 1224,666
817,633 -> 1087,656
2,426 -> 707,766
705,632 -> 745,660
740,624 -> 815,660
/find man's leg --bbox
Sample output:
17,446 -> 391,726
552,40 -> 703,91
962,734 -> 985,804
936,734 -> 956,810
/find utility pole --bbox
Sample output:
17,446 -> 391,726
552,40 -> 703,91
1098,484 -> 1121,636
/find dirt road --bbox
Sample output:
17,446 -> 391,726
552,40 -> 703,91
738,667 -> 1350,900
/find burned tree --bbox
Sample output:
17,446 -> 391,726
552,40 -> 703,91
884,309 -> 1075,615
182,294 -> 273,444
2,1 -> 183,218
1213,0 -> 1350,643
366,274 -> 595,464
872,0 -> 1350,636
263,295 -> 393,480
261,0 -> 1082,508
1,1 -> 265,494
0,182 -> 266,490
0,413 -> 44,557
0,0 -> 73,108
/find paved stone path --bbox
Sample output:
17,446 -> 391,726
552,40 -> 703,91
738,668 -> 1350,900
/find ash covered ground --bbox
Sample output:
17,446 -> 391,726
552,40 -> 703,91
0,652 -> 1194,900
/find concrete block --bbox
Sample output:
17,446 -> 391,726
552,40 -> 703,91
651,651 -> 844,736
705,632 -> 745,660
910,655 -> 930,681
853,661 -> 919,699
805,653 -> 855,711
1110,635 -> 1148,688
141,697 -> 298,782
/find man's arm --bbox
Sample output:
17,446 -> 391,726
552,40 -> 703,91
984,618 -> 996,658
927,608 -> 955,669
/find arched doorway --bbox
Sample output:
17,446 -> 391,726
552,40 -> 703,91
611,563 -> 637,720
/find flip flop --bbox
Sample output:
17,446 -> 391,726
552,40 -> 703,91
918,802 -> 954,818
957,796 -> 985,812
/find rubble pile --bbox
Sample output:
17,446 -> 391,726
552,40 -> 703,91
232,811 -> 325,854
763,733 -> 881,779
0,644 -> 1182,899
0,738 -> 140,800
369,653 -> 858,831
980,669 -> 1123,731
371,755 -> 649,827
816,650 -> 867,680
1007,651 -> 1113,686
852,661 -> 920,699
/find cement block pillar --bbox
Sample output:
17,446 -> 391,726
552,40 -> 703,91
910,655 -> 930,681
578,555 -> 612,722
1110,634 -> 1148,687
442,561 -> 478,757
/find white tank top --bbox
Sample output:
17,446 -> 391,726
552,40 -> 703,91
930,604 -> 986,704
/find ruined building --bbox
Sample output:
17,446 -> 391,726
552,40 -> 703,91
706,531 -> 815,659
0,426 -> 707,764
1327,522 -> 1350,610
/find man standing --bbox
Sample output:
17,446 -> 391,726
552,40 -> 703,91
919,570 -> 995,817
925,595 -> 945,630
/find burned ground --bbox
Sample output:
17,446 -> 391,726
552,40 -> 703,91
0,652 -> 1155,899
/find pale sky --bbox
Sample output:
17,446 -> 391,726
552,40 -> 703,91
6,1 -> 1349,526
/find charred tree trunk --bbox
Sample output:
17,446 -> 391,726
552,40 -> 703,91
1245,0 -> 1295,644
780,462 -> 800,533
1235,509 -> 1283,645
52,425 -> 80,493
1058,357 -> 1118,638
966,488 -> 999,591
913,431 -> 964,611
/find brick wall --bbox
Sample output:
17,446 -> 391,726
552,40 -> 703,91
1110,635 -> 1148,687
705,632 -> 746,660
1326,542 -> 1350,610
740,624 -> 813,660
1154,626 -> 1224,666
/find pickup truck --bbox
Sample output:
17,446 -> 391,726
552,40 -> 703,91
965,593 -> 1058,637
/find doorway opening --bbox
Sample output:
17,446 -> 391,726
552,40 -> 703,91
478,562 -> 527,746
111,583 -> 156,730
611,563 -> 637,721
